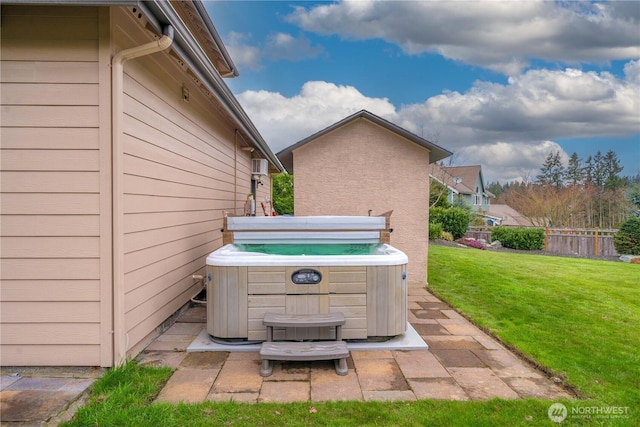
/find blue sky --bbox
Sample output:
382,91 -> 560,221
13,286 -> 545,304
205,1 -> 640,183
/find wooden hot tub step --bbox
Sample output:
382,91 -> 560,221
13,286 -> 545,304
263,312 -> 345,328
260,312 -> 349,377
260,341 -> 349,376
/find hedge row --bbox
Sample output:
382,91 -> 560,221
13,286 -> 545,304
491,227 -> 545,250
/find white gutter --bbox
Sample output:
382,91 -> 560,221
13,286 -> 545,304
111,25 -> 174,366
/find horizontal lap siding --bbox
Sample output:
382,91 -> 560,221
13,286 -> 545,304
0,5 -> 105,365
119,48 -> 253,350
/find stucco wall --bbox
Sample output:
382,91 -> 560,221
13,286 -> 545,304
293,118 -> 430,285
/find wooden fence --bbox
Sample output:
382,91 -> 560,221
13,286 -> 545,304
465,226 -> 619,258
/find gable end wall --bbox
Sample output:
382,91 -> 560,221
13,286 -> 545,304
293,119 -> 430,285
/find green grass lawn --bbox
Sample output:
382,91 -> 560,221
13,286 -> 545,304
64,246 -> 639,426
427,244 -> 639,409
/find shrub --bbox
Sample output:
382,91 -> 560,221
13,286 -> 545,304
429,223 -> 443,240
614,217 -> 640,255
491,227 -> 545,250
429,207 -> 471,240
441,231 -> 454,242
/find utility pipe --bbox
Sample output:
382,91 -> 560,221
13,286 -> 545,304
111,25 -> 174,366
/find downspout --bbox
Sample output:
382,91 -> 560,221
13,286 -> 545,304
111,25 -> 174,366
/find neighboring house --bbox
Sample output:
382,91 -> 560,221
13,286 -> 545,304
1,1 -> 283,367
278,110 -> 452,286
429,164 -> 493,211
484,204 -> 536,227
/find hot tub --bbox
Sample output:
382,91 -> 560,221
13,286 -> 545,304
205,216 -> 408,341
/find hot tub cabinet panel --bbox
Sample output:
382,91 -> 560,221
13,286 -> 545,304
206,247 -> 408,341
367,265 -> 408,337
208,266 -> 248,338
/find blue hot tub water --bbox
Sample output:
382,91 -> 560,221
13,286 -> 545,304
236,243 -> 379,256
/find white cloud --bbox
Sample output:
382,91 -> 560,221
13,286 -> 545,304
223,31 -> 323,70
238,81 -> 396,153
264,32 -> 324,61
225,32 -> 262,71
286,0 -> 640,75
237,62 -> 639,182
456,141 -> 569,184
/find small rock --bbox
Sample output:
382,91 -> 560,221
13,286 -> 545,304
619,255 -> 640,263
488,240 -> 502,249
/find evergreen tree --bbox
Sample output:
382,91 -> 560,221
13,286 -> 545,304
537,150 -> 564,189
603,150 -> 624,190
584,155 -> 593,185
487,181 -> 503,198
591,150 -> 605,189
564,152 -> 583,186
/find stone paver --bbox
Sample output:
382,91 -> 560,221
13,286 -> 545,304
353,358 -> 409,391
423,335 -> 484,350
265,362 -> 310,381
363,390 -> 416,402
473,349 -> 543,379
503,377 -> 571,399
431,349 -> 487,368
408,378 -> 470,400
448,367 -> 520,400
393,350 -> 450,378
440,322 -> 484,336
207,391 -> 259,403
164,322 -> 206,335
0,376 -> 20,391
412,323 -> 451,336
471,333 -> 505,350
0,389 -> 79,422
137,350 -> 188,369
180,351 -> 228,369
155,368 -> 219,403
145,334 -> 195,352
310,368 -> 363,401
212,360 -> 263,393
259,381 -> 309,403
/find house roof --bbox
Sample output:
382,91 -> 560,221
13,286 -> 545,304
277,110 -> 452,173
7,0 -> 285,172
485,204 -> 534,227
430,164 -> 494,197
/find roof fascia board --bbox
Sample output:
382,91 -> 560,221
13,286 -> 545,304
191,0 -> 238,78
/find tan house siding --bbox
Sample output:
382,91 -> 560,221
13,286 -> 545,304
293,118 -> 430,285
0,6 -> 112,366
1,3 -> 276,367
111,8 -> 265,357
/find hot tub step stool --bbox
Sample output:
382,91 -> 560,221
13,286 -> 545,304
260,312 -> 349,377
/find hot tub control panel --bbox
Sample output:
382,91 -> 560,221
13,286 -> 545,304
291,269 -> 322,285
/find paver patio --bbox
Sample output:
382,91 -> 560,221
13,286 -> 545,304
141,286 -> 572,404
